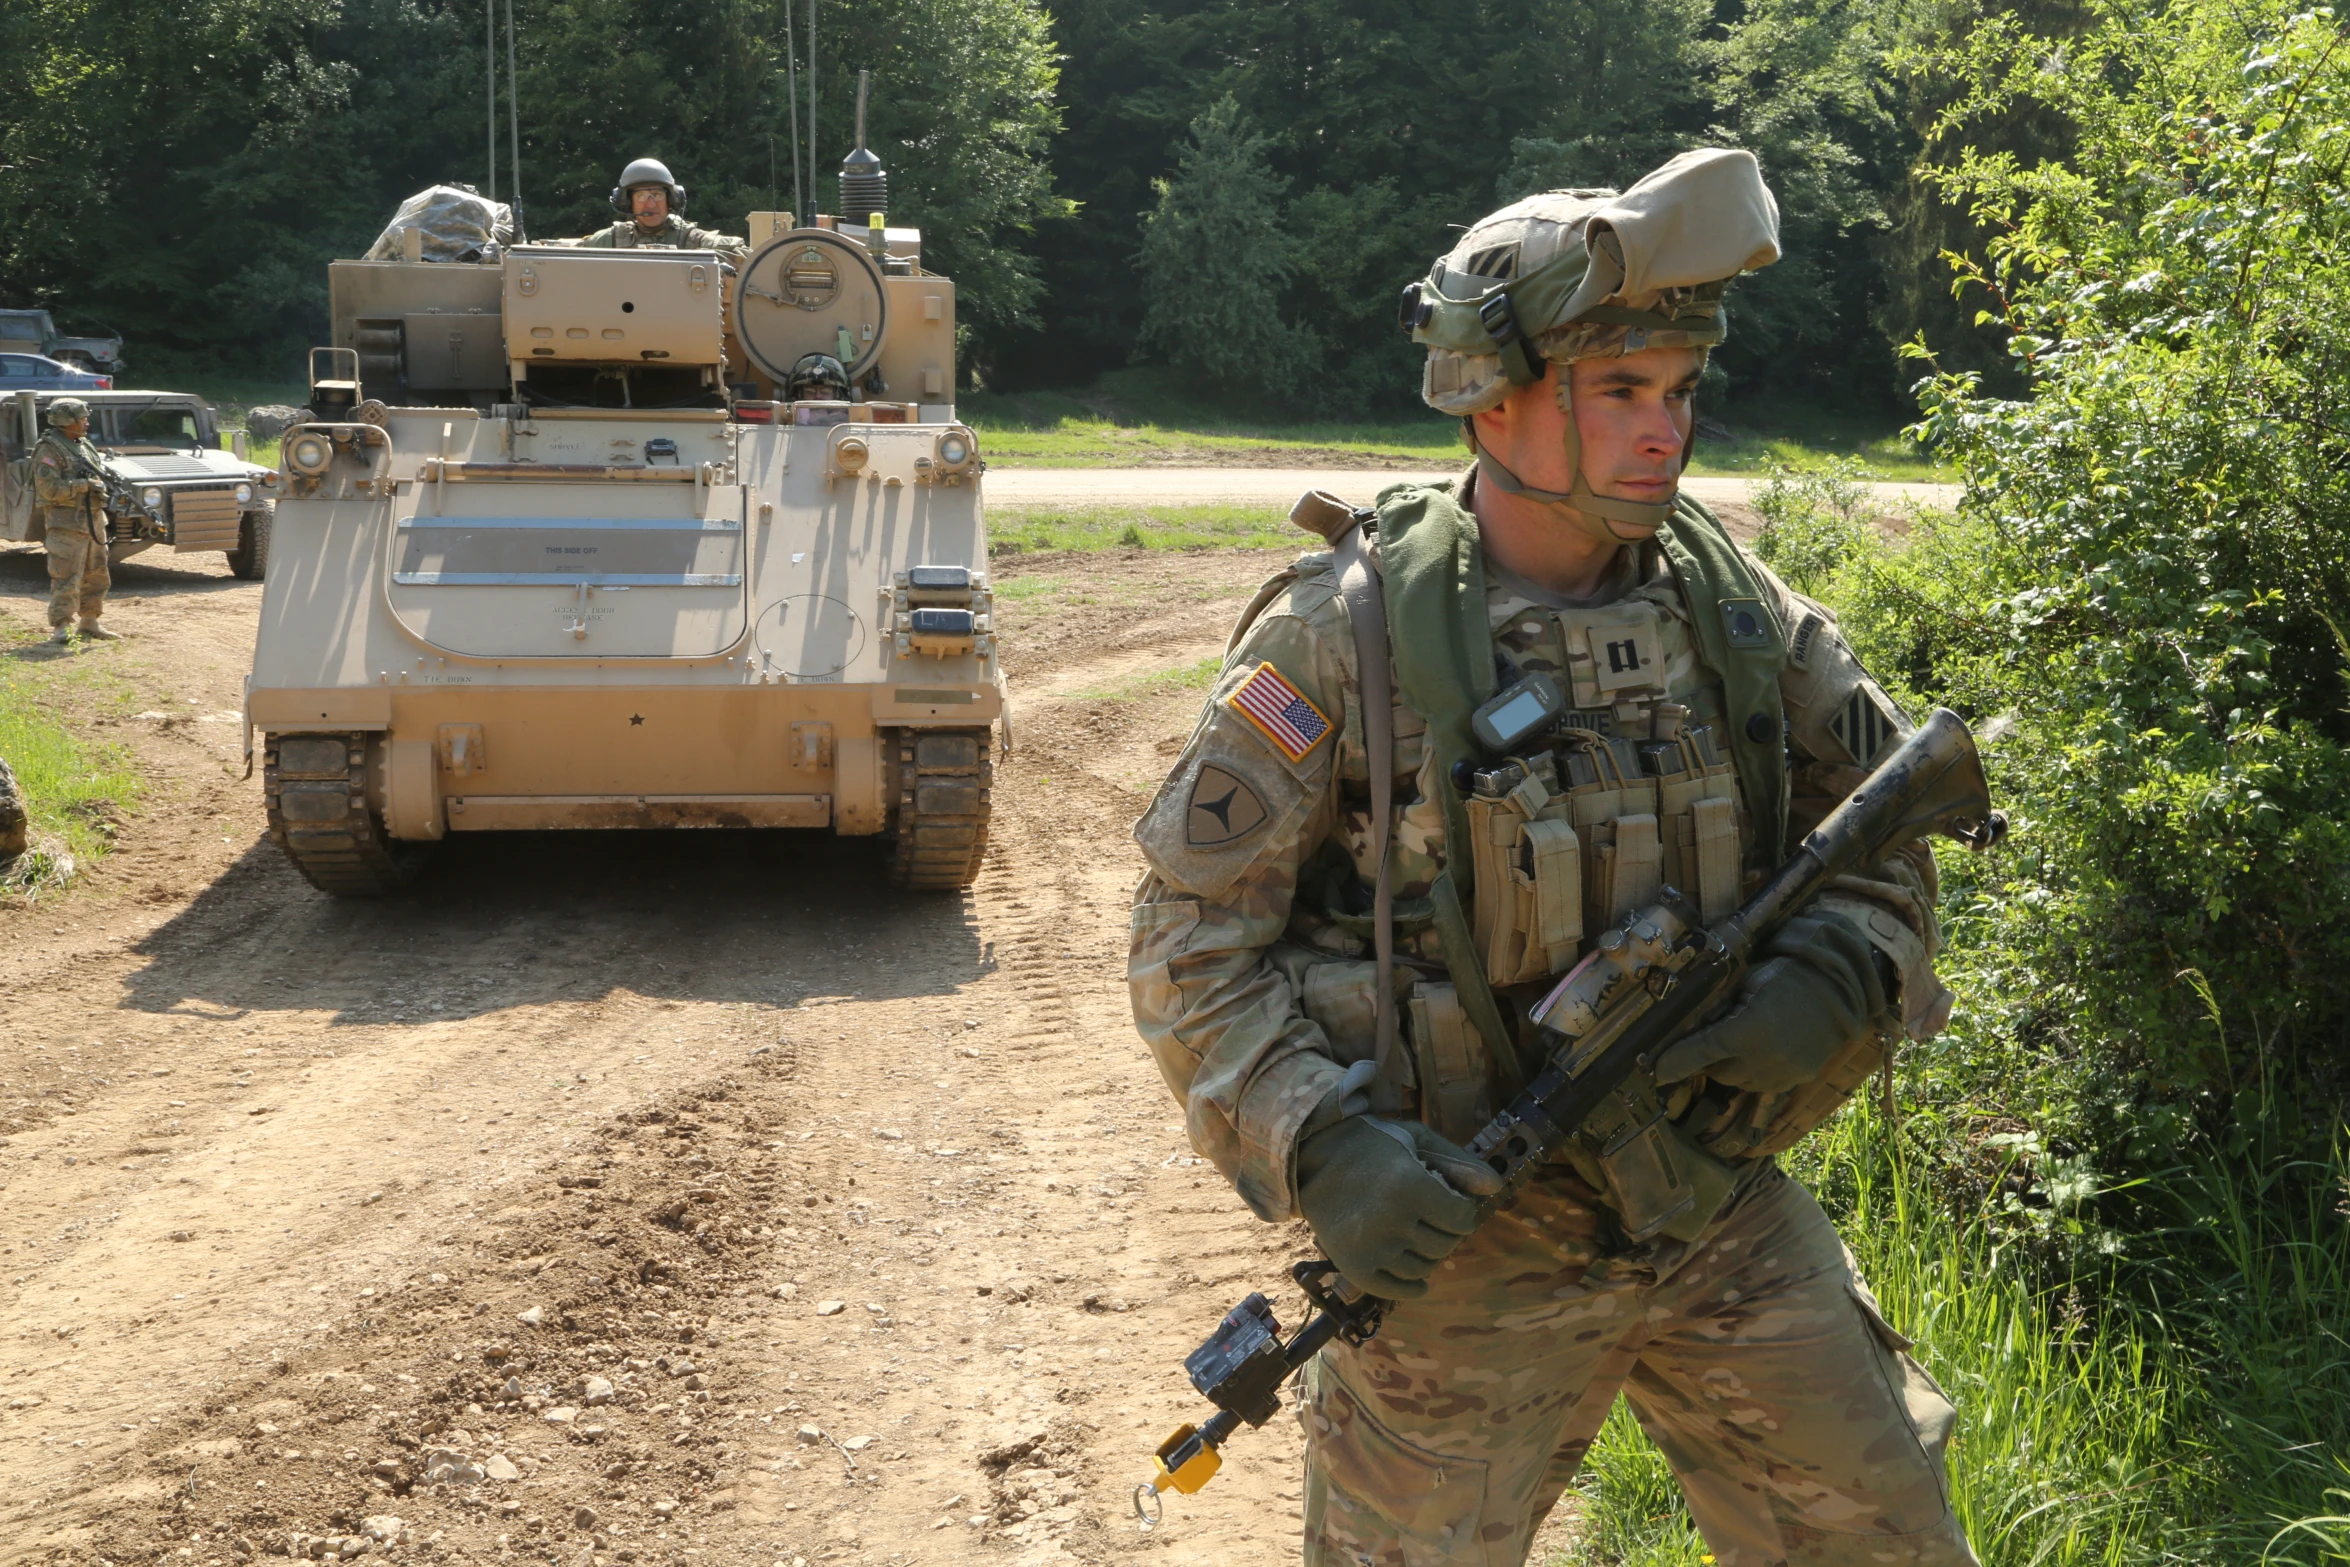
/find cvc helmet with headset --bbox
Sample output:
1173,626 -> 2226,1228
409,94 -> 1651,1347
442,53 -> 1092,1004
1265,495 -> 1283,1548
610,157 -> 687,217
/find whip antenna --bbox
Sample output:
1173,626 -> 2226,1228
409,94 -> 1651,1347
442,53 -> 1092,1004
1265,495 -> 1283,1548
840,69 -> 887,223
484,0 -> 497,200
785,0 -> 805,224
505,0 -> 525,239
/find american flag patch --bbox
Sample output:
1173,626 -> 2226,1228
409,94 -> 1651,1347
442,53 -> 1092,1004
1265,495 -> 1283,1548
1227,662 -> 1333,763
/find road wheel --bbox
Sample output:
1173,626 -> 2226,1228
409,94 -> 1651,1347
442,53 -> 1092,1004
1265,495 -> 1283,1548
887,727 -> 993,890
227,506 -> 272,581
264,732 -> 431,896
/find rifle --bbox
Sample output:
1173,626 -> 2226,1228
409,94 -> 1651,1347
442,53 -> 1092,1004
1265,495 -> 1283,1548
1134,706 -> 2006,1523
50,434 -> 125,536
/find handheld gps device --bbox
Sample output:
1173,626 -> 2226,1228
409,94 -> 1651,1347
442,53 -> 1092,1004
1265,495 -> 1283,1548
1470,672 -> 1566,754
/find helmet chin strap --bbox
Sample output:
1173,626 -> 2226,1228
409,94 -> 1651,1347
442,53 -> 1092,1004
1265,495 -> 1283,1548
1462,389 -> 1685,541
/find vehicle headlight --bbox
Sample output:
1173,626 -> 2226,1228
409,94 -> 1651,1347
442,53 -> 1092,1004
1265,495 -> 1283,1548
234,483 -> 253,504
140,487 -> 163,510
934,428 -> 977,474
285,432 -> 334,477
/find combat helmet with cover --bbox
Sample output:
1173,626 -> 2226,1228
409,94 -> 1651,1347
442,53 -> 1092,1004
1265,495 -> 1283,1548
46,397 -> 90,429
1400,148 -> 1780,536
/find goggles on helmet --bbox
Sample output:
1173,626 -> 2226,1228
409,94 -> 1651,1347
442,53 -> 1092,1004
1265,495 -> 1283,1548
1406,149 -> 1779,534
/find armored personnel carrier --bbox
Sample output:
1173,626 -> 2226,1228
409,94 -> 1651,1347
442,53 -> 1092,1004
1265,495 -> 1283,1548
245,165 -> 999,896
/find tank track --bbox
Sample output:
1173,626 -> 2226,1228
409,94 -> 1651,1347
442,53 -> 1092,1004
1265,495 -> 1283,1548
262,732 -> 427,897
888,727 -> 993,891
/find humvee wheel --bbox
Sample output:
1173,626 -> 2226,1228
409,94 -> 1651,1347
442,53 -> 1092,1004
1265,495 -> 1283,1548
888,727 -> 993,891
263,732 -> 430,897
226,507 -> 271,581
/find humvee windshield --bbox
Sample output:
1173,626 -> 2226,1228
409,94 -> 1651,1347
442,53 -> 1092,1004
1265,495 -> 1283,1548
103,404 -> 205,449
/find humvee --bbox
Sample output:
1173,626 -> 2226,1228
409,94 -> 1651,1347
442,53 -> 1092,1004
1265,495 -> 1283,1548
2,389 -> 278,578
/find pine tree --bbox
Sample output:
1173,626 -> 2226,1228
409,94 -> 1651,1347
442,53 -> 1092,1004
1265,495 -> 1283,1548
1137,97 -> 1312,397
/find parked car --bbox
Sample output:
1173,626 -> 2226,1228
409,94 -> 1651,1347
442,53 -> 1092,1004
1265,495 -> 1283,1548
0,389 -> 276,578
0,352 -> 111,392
0,309 -> 124,375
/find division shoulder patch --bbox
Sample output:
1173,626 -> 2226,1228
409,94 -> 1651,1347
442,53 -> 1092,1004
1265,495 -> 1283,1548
1828,684 -> 1900,766
1225,661 -> 1333,765
1185,763 -> 1268,847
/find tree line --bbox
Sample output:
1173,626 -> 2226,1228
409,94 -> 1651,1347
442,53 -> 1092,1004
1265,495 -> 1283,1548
0,0 -> 2081,410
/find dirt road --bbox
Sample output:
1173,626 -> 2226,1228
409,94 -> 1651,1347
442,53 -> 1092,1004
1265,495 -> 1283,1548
2,534 -> 1601,1567
985,467 -> 1960,515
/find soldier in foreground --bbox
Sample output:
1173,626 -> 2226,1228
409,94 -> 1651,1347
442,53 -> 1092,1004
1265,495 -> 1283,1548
1129,149 -> 1975,1564
561,158 -> 747,259
32,398 -> 122,645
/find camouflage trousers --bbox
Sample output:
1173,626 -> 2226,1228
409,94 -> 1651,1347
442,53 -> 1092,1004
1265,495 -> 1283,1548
44,521 -> 109,629
1301,1164 -> 1975,1567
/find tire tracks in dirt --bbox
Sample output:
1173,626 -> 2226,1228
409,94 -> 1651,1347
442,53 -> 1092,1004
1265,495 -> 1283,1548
0,544 -> 1324,1567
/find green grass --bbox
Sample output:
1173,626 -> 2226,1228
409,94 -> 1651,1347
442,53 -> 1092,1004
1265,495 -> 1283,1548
989,573 -> 1069,601
988,503 -> 1297,554
968,403 -> 1464,468
1691,406 -> 1948,482
0,632 -> 143,896
964,368 -> 1951,481
1070,655 -> 1223,702
1561,1098 -> 2350,1566
965,367 -> 1462,468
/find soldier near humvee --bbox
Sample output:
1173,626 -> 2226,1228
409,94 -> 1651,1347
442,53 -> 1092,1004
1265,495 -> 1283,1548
32,398 -> 122,644
1129,149 -> 1976,1565
560,158 -> 748,259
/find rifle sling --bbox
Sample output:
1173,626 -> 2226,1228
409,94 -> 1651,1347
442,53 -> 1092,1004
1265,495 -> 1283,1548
1331,518 -> 1401,1112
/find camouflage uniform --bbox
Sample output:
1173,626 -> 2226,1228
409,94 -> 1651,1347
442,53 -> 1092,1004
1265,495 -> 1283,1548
1129,475 -> 1973,1565
563,216 -> 748,260
32,427 -> 111,632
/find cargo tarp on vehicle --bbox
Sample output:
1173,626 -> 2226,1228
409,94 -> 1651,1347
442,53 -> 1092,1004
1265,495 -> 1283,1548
364,187 -> 517,264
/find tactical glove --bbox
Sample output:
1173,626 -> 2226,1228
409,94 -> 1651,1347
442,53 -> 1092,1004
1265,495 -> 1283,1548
1652,912 -> 1889,1095
1294,1114 -> 1504,1299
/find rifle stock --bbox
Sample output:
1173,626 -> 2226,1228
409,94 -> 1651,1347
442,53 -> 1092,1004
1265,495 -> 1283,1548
1135,708 -> 2004,1521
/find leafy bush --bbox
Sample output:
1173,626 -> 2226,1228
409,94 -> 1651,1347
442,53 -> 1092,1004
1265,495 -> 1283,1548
1891,1 -> 2350,1173
1749,461 -> 1875,596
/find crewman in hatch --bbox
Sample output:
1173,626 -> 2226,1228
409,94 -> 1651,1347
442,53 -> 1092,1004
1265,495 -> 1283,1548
561,158 -> 748,260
